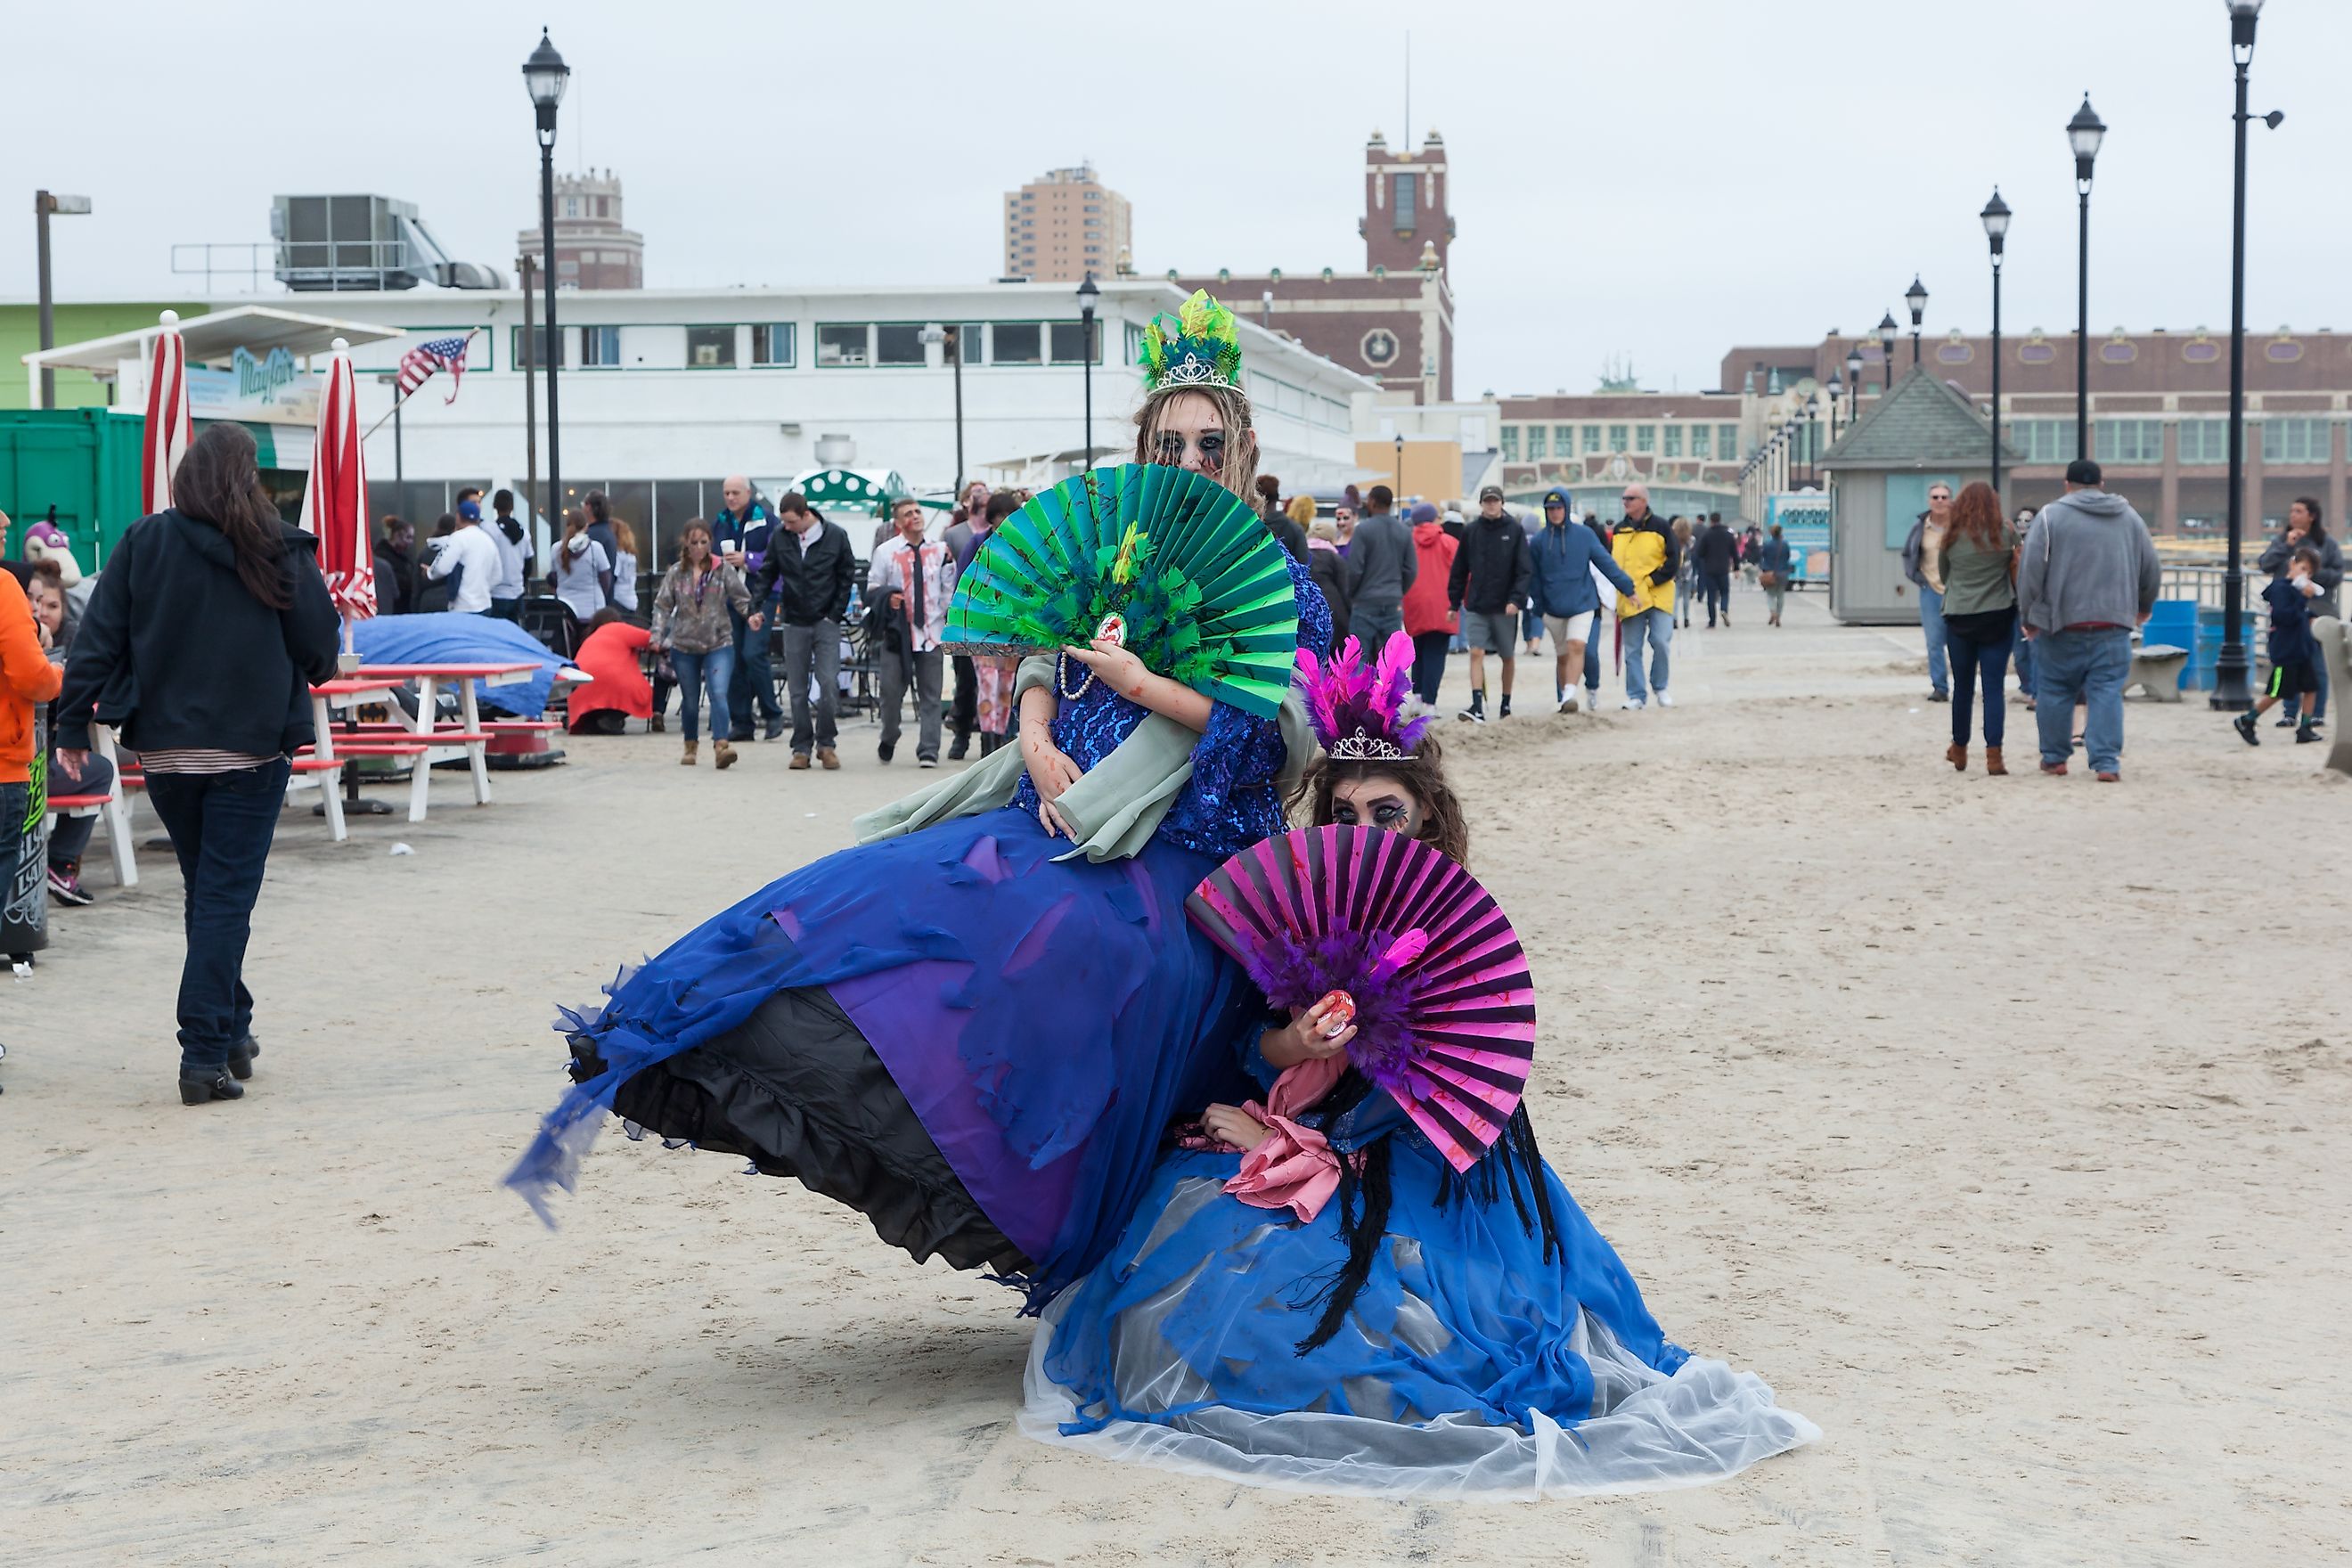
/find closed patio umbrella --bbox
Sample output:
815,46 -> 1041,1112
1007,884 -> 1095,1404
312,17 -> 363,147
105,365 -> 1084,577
299,336 -> 376,626
140,309 -> 192,517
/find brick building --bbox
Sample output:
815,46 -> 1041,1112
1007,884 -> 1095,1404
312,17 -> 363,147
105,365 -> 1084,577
517,169 -> 643,290
1721,328 -> 2352,535
1168,129 -> 1456,404
1004,165 -> 1131,285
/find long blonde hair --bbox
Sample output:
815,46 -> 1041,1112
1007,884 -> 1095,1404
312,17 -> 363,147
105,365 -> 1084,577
1132,383 -> 1259,502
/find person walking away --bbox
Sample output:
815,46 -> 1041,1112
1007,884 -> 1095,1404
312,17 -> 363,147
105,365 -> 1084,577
1672,518 -> 1697,628
608,519 -> 642,617
1309,517 -> 1355,649
868,496 -> 957,767
751,491 -> 856,772
1257,475 -> 1308,562
1925,481 -> 2021,774
484,490 -> 529,620
1611,485 -> 1678,709
1401,509 -> 1456,710
566,608 -> 652,735
650,522 -> 749,770
425,501 -> 501,616
2011,507 -> 2038,710
548,510 -> 611,641
1528,486 -> 1636,714
1343,484 -> 1417,649
1696,512 -> 1737,628
1580,512 -> 1613,706
1515,502 -> 1548,656
2233,547 -> 2328,746
52,423 -> 340,1105
1759,525 -> 1793,627
2256,498 -> 2341,730
1448,488 -> 1531,723
374,516 -> 419,615
710,477 -> 784,743
579,491 -> 623,608
1742,523 -> 1764,585
2016,460 -> 2160,780
1904,485 -> 1956,702
942,483 -> 997,760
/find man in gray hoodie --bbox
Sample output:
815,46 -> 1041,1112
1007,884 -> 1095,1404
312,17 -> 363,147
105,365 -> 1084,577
2016,459 -> 2161,780
1344,484 -> 1417,648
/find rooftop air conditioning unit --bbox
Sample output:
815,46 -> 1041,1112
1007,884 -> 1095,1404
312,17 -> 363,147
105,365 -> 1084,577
271,195 -> 508,292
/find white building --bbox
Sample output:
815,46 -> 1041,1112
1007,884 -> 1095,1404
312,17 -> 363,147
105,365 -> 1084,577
84,280 -> 1371,559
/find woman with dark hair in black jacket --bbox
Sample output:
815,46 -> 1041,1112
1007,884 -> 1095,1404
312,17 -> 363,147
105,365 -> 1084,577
53,422 -> 341,1106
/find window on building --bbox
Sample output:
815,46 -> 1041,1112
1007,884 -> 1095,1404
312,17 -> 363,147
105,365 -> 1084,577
2176,420 -> 2227,464
581,326 -> 621,367
1501,426 -> 1520,462
1049,321 -> 1098,363
596,197 -> 609,217
1550,424 -> 1572,456
1635,425 -> 1656,453
1525,426 -> 1547,460
816,323 -> 870,367
510,324 -> 565,368
2263,417 -> 2325,463
993,322 -> 1043,364
1718,424 -> 1739,459
2005,420 -> 2078,464
1124,321 -> 1146,365
564,198 -> 578,217
1392,172 -> 1417,229
685,326 -> 736,369
1662,425 -> 1684,457
874,323 -> 927,366
1691,425 -> 1712,458
1608,424 -> 1629,452
1583,424 -> 1602,453
751,323 -> 796,367
2095,419 -> 2163,465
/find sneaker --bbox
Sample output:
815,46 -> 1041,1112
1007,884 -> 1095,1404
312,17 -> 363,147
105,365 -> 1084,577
1655,690 -> 1675,708
1458,694 -> 1486,723
1498,696 -> 1513,720
46,866 -> 93,907
763,715 -> 787,742
2234,712 -> 2261,747
1928,690 -> 1951,703
2295,724 -> 2323,745
878,742 -> 895,764
1619,697 -> 1646,711
919,756 -> 939,769
1584,688 -> 1601,714
1557,693 -> 1579,715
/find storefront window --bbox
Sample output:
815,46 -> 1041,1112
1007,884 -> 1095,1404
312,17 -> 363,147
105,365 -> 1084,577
816,324 -> 870,367
993,323 -> 1043,364
685,326 -> 736,369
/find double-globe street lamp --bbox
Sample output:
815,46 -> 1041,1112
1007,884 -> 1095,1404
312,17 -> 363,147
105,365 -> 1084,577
1981,189 -> 2012,501
2212,0 -> 2285,710
1844,346 -> 1864,420
522,29 -> 569,537
2067,93 -> 2106,465
1906,277 -> 1929,366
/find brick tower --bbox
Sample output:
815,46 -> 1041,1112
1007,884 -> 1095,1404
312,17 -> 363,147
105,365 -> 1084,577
1360,129 -> 1452,275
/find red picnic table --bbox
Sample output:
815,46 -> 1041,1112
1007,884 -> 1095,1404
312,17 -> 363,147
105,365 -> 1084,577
307,662 -> 547,829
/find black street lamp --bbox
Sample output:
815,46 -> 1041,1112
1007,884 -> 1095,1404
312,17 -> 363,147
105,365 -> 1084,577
1844,346 -> 1864,419
1877,312 -> 1899,399
1806,393 -> 1823,484
2212,1 -> 2283,710
1825,373 -> 1844,443
1905,276 -> 1929,365
2067,93 -> 2106,464
1393,431 -> 1405,495
1982,189 -> 2011,501
522,29 -> 569,535
1077,272 -> 1099,471
922,323 -> 966,495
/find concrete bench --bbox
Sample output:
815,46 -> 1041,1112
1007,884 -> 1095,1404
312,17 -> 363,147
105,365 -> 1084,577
2124,643 -> 2190,702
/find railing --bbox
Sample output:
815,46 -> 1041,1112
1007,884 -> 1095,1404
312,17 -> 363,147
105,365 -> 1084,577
170,240 -> 429,293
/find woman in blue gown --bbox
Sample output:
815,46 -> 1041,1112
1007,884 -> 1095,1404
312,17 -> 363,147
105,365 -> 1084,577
509,293 -> 1332,1310
1021,649 -> 1817,1495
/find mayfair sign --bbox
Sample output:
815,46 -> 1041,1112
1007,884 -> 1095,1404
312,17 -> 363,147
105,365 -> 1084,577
188,346 -> 323,425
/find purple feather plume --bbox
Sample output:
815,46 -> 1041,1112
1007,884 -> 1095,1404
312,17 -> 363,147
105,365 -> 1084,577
1239,926 -> 1430,1099
1293,631 -> 1430,757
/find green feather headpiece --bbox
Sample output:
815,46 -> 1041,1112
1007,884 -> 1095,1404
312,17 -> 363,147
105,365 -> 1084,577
1138,290 -> 1245,396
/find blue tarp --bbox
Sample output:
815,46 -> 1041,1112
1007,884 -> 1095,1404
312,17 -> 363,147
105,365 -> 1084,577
349,613 -> 568,718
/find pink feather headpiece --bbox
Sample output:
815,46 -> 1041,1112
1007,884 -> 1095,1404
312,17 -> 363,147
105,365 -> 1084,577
1294,632 -> 1434,762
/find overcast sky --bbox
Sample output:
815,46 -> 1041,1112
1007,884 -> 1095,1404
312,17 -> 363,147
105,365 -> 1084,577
10,0 -> 2347,396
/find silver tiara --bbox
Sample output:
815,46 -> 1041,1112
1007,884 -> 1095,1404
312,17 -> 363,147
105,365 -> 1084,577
1329,727 -> 1409,762
1156,357 -> 1244,394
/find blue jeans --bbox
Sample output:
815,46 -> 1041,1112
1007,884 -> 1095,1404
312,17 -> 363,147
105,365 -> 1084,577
1918,584 -> 1950,694
724,608 -> 780,731
1583,622 -> 1602,694
1944,613 -> 2015,748
2033,628 -> 2132,772
143,758 -> 291,1071
1621,608 -> 1673,702
671,645 -> 736,744
2012,620 -> 2035,698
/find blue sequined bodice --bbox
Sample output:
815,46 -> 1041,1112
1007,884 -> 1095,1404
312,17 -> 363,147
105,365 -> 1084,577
1011,551 -> 1333,860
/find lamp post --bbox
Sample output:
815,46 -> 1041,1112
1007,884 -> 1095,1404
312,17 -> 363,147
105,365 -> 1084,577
1077,272 -> 1099,472
2213,2 -> 2283,710
1844,347 -> 1863,420
1905,276 -> 1929,365
921,323 -> 966,496
1982,189 -> 2011,501
522,29 -> 569,535
1806,394 -> 1823,485
1877,312 -> 1899,399
1825,374 -> 1844,444
2067,93 -> 2105,464
33,191 -> 92,411
1393,432 -> 1405,495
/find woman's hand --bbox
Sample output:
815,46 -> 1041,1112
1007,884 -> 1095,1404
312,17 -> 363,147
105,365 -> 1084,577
1200,1103 -> 1270,1152
54,748 -> 87,782
1061,638 -> 1149,702
1259,999 -> 1358,1069
1021,720 -> 1083,837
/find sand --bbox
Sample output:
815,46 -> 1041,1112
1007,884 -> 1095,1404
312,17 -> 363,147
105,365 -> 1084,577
6,583 -> 2348,1567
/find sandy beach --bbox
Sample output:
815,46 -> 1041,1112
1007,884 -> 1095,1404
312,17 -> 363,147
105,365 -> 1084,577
7,582 -> 2348,1567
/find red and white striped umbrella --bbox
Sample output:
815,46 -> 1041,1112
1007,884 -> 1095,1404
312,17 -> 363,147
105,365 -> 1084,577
139,309 -> 192,515
299,336 -> 376,621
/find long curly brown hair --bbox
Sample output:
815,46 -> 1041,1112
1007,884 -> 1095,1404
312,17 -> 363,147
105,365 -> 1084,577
1287,731 -> 1471,868
1948,479 -> 2007,552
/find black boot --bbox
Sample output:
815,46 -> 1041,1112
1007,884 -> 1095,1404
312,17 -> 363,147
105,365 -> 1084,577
227,1033 -> 261,1081
180,1067 -> 245,1105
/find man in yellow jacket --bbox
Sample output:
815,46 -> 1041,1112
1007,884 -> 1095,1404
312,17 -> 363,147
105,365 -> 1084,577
1612,484 -> 1681,708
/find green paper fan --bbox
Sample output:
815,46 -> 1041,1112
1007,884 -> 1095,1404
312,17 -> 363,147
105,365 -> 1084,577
946,463 -> 1300,718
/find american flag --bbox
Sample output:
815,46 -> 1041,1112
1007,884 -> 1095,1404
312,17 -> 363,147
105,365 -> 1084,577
396,333 -> 473,403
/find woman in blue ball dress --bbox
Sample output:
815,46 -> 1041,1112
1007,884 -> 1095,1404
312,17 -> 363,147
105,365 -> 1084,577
508,294 -> 1331,1310
1020,650 -> 1817,1496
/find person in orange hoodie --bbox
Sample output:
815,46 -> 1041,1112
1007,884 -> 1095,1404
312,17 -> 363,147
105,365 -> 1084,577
1401,503 -> 1459,711
1,562 -> 66,972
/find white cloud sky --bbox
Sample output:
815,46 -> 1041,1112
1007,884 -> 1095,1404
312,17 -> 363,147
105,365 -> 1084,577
8,0 -> 2346,396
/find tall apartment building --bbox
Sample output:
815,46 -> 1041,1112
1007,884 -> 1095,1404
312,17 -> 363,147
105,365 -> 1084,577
517,169 -> 644,290
1004,165 -> 1131,283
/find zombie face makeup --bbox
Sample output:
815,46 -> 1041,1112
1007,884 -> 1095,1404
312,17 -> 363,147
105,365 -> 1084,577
1329,773 -> 1422,837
